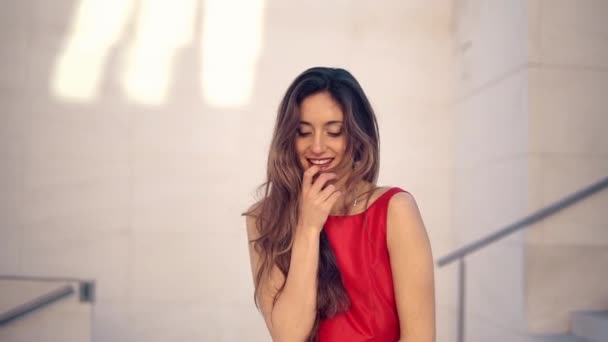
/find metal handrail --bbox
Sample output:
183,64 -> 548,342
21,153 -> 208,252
435,175 -> 608,342
0,275 -> 95,327
437,175 -> 608,267
0,275 -> 95,303
0,275 -> 90,283
0,284 -> 74,326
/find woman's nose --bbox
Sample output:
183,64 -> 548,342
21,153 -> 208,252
311,135 -> 326,153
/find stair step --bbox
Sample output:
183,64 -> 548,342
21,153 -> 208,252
572,311 -> 608,342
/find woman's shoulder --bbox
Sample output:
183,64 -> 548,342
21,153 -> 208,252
367,185 -> 416,215
350,185 -> 409,215
367,185 -> 409,203
382,185 -> 418,219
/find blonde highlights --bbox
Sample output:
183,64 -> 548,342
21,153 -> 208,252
244,67 -> 380,341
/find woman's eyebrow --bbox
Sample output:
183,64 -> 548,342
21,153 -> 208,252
299,120 -> 343,126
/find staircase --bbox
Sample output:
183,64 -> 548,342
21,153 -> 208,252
437,177 -> 608,342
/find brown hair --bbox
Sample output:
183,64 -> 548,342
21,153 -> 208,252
244,67 -> 380,341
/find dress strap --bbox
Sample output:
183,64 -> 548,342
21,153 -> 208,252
373,187 -> 407,208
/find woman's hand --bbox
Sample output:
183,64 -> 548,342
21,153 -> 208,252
298,165 -> 342,233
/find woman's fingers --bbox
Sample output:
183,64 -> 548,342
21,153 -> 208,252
319,183 -> 338,202
310,172 -> 337,195
301,167 -> 340,219
299,167 -> 341,229
302,165 -> 320,192
324,189 -> 342,208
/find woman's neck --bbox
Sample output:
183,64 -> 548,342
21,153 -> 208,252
329,180 -> 375,216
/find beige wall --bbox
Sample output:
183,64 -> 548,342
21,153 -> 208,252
526,0 -> 608,333
452,1 -> 531,340
451,0 -> 608,340
0,1 -> 455,341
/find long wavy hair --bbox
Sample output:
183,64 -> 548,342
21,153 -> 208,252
244,67 -> 380,341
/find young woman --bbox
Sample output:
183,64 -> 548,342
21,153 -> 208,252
244,67 -> 435,342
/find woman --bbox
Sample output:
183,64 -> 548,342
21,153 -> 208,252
244,67 -> 435,342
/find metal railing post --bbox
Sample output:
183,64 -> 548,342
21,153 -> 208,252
457,258 -> 466,342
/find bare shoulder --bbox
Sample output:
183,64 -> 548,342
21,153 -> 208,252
386,190 -> 428,248
387,190 -> 418,214
368,185 -> 415,209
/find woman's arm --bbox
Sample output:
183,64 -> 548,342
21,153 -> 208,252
246,166 -> 341,342
387,192 -> 436,342
246,217 -> 321,342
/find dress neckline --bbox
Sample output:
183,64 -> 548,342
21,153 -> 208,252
327,187 -> 397,218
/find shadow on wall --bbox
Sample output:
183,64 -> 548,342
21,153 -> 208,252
50,0 -> 265,108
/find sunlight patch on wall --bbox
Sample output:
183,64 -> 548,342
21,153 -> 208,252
201,0 -> 265,108
51,0 -> 264,107
122,0 -> 198,106
51,0 -> 134,102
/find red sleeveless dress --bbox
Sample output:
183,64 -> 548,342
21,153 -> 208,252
318,187 -> 407,342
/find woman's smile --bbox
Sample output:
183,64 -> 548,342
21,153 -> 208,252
307,157 -> 335,170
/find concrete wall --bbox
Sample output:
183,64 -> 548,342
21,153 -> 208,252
452,0 -> 608,340
0,0 -> 455,341
526,0 -> 608,333
452,0 -> 531,340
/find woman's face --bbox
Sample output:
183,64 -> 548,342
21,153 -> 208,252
295,91 -> 348,174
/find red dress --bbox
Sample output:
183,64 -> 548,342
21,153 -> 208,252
318,187 -> 406,342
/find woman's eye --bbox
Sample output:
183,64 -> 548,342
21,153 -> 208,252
328,131 -> 343,137
297,130 -> 312,136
